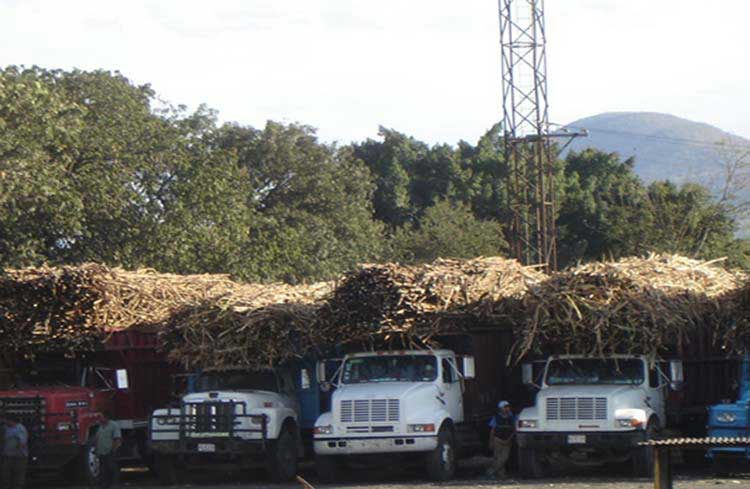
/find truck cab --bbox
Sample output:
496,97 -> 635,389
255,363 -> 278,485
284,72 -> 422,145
707,354 -> 750,475
516,354 -> 682,477
149,366 -> 313,483
313,349 -> 475,481
0,355 -> 131,485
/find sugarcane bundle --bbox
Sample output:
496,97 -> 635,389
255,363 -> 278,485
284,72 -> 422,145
0,263 -> 257,352
512,254 -> 745,361
321,256 -> 546,345
161,282 -> 334,369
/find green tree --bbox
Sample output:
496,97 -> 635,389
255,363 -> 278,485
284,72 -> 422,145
388,199 -> 507,264
214,121 -> 384,282
557,149 -> 652,266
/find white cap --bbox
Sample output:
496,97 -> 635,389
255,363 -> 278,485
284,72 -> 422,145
497,400 -> 510,408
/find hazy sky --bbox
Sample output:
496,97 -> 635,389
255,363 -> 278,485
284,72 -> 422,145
1,0 -> 748,145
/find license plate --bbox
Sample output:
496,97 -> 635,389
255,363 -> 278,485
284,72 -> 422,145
197,443 -> 216,452
567,435 -> 586,444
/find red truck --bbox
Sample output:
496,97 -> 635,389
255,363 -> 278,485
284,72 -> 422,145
0,330 -> 174,484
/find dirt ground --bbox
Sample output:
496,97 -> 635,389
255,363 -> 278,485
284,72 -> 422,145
31,456 -> 750,489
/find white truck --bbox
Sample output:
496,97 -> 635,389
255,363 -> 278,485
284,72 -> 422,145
149,368 -> 305,483
516,354 -> 683,477
313,349 -> 477,481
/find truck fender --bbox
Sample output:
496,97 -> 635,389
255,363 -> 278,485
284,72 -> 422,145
615,407 -> 658,430
407,408 -> 452,435
268,407 -> 298,439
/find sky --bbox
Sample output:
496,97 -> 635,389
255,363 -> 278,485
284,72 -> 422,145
1,0 -> 748,146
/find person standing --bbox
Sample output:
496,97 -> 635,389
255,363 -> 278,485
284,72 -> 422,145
93,412 -> 121,489
1,414 -> 29,489
486,400 -> 515,479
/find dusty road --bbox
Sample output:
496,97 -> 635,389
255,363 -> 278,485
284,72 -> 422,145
31,456 -> 750,489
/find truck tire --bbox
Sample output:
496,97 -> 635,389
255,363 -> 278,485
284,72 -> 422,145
74,443 -> 100,486
631,422 -> 656,478
425,425 -> 456,481
155,453 -> 181,485
519,447 -> 545,478
712,454 -> 731,477
267,430 -> 298,483
315,455 -> 340,482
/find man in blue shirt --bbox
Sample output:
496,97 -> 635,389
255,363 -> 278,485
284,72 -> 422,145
486,400 -> 515,479
2,414 -> 29,489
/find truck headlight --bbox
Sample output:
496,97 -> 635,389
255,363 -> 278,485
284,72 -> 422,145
57,422 -> 72,431
250,416 -> 265,425
617,418 -> 643,428
717,412 -> 737,423
314,425 -> 333,435
157,416 -> 180,425
518,419 -> 538,429
408,424 -> 435,433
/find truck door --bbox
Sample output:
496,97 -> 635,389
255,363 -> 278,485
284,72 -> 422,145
440,356 -> 464,422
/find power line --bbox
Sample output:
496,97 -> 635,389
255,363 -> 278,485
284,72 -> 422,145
558,126 -> 750,152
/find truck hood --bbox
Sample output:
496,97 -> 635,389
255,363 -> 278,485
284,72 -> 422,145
183,390 -> 287,409
539,384 -> 643,398
334,382 -> 435,401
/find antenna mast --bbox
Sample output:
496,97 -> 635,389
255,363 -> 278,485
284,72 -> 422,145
498,0 -> 584,270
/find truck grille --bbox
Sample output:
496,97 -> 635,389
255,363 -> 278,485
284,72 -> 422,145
546,397 -> 607,420
187,402 -> 234,433
340,399 -> 400,423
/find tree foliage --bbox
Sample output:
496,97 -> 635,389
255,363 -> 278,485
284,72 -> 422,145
1,65 -> 746,280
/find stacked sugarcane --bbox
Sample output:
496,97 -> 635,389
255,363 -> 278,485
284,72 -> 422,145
319,256 -> 547,348
160,282 -> 333,370
512,254 -> 746,361
0,263 -> 256,354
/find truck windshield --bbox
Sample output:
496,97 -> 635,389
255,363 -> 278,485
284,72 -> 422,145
342,355 -> 437,384
12,356 -> 78,387
546,358 -> 644,386
196,370 -> 278,392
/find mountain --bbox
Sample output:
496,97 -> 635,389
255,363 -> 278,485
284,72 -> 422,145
562,112 -> 750,188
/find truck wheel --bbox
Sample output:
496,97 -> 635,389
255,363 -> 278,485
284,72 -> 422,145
155,453 -> 181,485
315,455 -> 340,482
425,426 -> 456,481
519,447 -> 545,478
268,431 -> 297,483
74,443 -> 100,486
631,422 -> 656,478
712,455 -> 731,477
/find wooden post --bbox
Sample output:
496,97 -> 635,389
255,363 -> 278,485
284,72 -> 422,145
653,446 -> 672,489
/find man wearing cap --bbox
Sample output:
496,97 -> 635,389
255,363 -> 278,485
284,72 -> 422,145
486,400 -> 515,479
1,414 -> 29,489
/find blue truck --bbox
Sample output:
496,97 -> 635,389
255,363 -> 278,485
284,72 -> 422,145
707,355 -> 750,475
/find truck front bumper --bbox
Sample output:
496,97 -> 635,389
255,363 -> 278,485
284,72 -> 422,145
518,430 -> 647,449
150,438 -> 267,456
314,435 -> 438,455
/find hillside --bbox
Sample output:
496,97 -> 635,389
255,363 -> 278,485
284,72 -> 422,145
563,112 -> 750,187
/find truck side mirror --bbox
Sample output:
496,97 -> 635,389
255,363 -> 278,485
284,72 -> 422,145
669,360 -> 684,390
462,356 -> 475,380
300,369 -> 311,390
316,361 -> 326,384
522,363 -> 534,386
115,369 -> 129,390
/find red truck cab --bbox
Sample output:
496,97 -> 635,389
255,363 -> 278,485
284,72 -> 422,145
0,330 -> 173,484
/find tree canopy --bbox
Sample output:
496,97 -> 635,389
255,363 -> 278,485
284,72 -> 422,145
1,66 -> 747,280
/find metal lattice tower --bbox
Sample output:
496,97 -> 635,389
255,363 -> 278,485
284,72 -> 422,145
499,0 -> 554,269
498,0 -> 583,270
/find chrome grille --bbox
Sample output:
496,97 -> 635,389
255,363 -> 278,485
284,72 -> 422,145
340,399 -> 400,423
546,397 -> 607,420
188,402 -> 234,433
